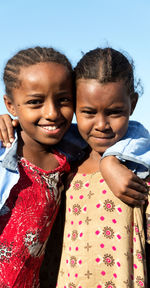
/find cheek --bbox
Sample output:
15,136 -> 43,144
112,117 -> 129,135
62,105 -> 74,117
64,109 -> 74,123
12,105 -> 27,117
76,115 -> 83,129
12,104 -> 21,114
77,118 -> 91,136
17,111 -> 37,126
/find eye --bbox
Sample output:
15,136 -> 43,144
60,97 -> 70,102
107,109 -> 124,116
58,95 -> 73,105
81,109 -> 96,115
27,99 -> 43,105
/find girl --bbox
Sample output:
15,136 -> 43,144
0,48 -> 150,287
55,48 -> 150,288
0,46 -> 74,287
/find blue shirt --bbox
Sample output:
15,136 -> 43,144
0,121 -> 149,211
102,121 -> 150,178
0,136 -> 19,212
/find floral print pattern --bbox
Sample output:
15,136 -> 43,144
56,172 -> 149,287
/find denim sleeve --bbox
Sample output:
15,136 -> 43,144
102,121 -> 150,178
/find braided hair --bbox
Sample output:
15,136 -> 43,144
75,48 -> 142,98
3,46 -> 73,98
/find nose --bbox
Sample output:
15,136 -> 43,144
95,114 -> 110,131
42,100 -> 59,121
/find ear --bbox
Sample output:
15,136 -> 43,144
3,95 -> 17,117
130,92 -> 138,115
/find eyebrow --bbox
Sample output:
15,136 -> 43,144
79,106 -> 97,111
55,90 -> 71,95
26,94 -> 44,98
106,104 -> 125,109
26,90 -> 71,98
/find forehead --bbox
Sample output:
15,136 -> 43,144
76,79 -> 128,105
18,62 -> 71,88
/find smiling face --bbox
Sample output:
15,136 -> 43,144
4,62 -> 74,148
76,79 -> 137,155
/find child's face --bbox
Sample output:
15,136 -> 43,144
4,62 -> 74,147
76,79 -> 137,155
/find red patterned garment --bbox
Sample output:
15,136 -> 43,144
0,151 -> 70,288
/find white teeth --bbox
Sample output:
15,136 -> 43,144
41,126 -> 57,131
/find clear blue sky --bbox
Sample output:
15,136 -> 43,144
0,0 -> 150,130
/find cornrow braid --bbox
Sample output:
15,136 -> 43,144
3,46 -> 73,98
75,47 -> 142,97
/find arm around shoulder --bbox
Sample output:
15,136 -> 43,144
100,155 -> 148,206
102,121 -> 150,178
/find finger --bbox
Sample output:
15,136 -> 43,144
130,173 -> 148,188
4,119 -> 15,143
0,130 -> 7,147
0,117 -> 10,145
128,181 -> 149,196
1,114 -> 14,146
12,118 -> 19,127
118,194 -> 145,207
122,187 -> 148,201
0,130 -> 3,141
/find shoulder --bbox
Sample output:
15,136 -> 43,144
128,120 -> 150,139
63,123 -> 84,139
62,123 -> 87,148
55,124 -> 87,163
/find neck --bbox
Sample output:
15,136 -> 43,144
77,148 -> 102,174
17,130 -> 59,171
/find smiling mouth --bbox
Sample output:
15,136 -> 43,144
38,121 -> 68,134
40,125 -> 59,131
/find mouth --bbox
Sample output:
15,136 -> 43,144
38,123 -> 65,135
39,125 -> 59,131
91,134 -> 114,140
90,135 -> 115,145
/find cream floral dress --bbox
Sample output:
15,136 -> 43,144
56,172 -> 150,288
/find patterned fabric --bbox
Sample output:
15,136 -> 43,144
146,180 -> 150,244
56,172 -> 150,288
0,152 -> 70,288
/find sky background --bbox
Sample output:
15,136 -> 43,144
0,0 -> 150,131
